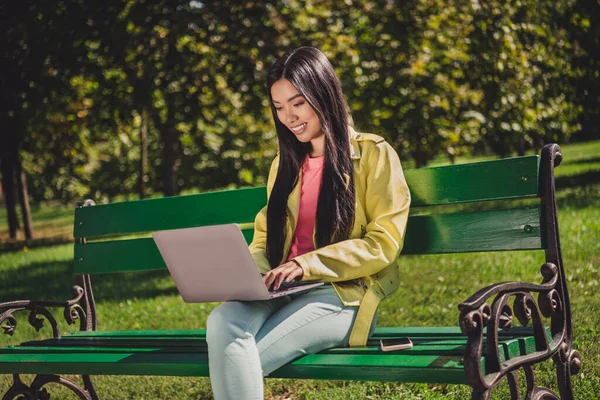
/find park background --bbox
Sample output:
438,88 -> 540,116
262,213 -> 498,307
1,0 -> 599,398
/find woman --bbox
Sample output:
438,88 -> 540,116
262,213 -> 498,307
206,46 -> 411,399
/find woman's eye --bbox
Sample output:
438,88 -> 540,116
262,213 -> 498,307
275,107 -> 283,111
293,102 -> 304,107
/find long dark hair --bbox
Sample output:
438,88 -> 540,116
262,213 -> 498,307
265,46 -> 356,268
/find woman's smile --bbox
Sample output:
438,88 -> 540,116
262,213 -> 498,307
290,123 -> 307,134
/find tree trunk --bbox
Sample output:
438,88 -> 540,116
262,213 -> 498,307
0,155 -> 19,239
138,109 -> 148,199
447,147 -> 457,164
161,127 -> 179,197
413,135 -> 427,168
160,30 -> 180,197
15,155 -> 33,240
517,135 -> 525,157
1,57 -> 26,239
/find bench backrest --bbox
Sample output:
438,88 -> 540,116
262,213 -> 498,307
73,155 -> 542,274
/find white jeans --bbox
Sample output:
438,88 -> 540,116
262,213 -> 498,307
206,284 -> 377,400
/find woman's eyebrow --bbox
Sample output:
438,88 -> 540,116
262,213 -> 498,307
272,93 -> 304,104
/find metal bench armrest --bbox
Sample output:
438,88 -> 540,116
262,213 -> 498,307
458,262 -> 558,317
0,285 -> 87,338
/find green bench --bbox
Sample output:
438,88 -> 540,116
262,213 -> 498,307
0,144 -> 580,399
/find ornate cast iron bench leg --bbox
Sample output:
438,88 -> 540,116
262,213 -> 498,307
0,285 -> 101,400
0,200 -> 101,400
3,374 -> 99,400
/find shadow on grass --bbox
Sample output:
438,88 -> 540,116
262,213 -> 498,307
555,170 -> 600,190
0,260 -> 178,304
0,236 -> 74,254
565,156 -> 600,165
556,187 -> 600,210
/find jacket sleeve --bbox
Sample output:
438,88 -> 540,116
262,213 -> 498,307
248,155 -> 280,274
293,141 -> 411,282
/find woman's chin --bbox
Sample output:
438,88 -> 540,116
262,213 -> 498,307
291,131 -> 311,142
289,126 -> 323,143
294,136 -> 311,143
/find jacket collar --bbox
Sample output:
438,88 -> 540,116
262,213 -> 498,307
348,126 -> 363,160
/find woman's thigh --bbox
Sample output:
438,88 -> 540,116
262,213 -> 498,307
255,285 -> 369,376
206,295 -> 291,343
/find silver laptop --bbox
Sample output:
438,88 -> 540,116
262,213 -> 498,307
152,224 -> 323,302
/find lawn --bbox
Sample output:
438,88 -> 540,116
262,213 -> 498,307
1,141 -> 599,399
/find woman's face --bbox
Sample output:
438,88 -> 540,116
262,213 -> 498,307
270,79 -> 324,145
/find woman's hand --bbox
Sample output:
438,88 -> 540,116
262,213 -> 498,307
262,261 -> 304,291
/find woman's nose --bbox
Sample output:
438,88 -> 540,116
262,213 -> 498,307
285,108 -> 297,123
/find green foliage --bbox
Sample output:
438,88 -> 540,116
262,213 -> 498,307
282,0 -> 586,164
464,0 -> 582,156
2,0 -> 599,204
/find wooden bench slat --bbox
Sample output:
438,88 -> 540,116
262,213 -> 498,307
0,328 -> 545,384
0,350 -> 462,383
402,206 -> 543,255
0,351 -> 211,377
74,187 -> 266,239
273,359 -> 468,384
73,156 -> 539,239
405,155 -> 539,207
15,338 -> 529,365
0,343 -> 466,355
61,327 -> 468,338
13,338 -> 528,365
74,207 -> 543,274
58,326 -> 538,338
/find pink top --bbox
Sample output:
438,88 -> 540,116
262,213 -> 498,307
286,154 -> 325,262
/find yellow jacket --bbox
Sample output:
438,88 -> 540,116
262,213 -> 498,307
249,127 -> 411,346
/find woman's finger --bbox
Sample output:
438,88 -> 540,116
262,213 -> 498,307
272,264 -> 296,290
263,262 -> 302,291
285,266 -> 303,282
263,270 -> 276,289
273,266 -> 293,290
264,268 -> 285,290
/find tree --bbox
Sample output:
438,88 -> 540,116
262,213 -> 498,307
279,0 -> 484,167
465,0 -> 580,157
0,1 -> 126,237
3,0 -> 596,218
567,0 -> 600,142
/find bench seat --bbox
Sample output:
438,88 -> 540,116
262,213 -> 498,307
0,327 -> 549,384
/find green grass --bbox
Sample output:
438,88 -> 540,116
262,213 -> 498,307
1,140 -> 600,399
0,202 -> 74,251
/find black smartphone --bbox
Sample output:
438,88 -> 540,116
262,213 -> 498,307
380,337 -> 413,352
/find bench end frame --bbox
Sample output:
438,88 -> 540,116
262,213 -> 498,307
0,199 -> 100,400
458,143 -> 581,400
